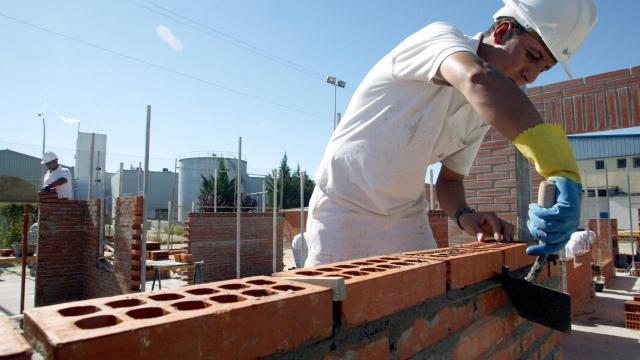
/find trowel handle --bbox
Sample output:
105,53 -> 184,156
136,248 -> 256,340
537,180 -> 556,208
524,181 -> 557,283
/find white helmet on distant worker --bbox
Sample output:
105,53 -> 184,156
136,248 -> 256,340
41,151 -> 58,164
493,0 -> 598,78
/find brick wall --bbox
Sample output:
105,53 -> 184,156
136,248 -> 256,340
36,196 -> 142,306
82,196 -> 142,298
458,66 -> 640,244
20,242 -> 581,359
187,212 -> 284,282
428,209 -> 449,248
36,199 -> 91,306
282,209 -> 308,247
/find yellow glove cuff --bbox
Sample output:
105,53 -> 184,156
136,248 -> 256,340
513,124 -> 581,184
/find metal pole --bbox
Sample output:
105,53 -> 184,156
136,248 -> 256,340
333,85 -> 337,129
604,162 -> 612,264
88,133 -> 95,200
98,151 -> 105,258
167,200 -> 172,250
273,169 -> 278,273
429,169 -> 435,210
214,168 -> 218,213
627,168 -> 636,271
20,204 -> 29,314
300,169 -> 306,267
118,162 -> 124,195
140,105 -> 151,291
236,137 -> 242,279
262,180 -> 266,213
594,180 -> 602,267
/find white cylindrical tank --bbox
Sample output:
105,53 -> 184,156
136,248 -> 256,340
177,156 -> 248,221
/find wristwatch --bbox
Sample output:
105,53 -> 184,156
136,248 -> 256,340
454,207 -> 475,230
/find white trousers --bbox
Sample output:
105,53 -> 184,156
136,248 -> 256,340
304,186 -> 437,267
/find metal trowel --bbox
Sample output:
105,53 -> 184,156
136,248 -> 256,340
499,180 -> 572,333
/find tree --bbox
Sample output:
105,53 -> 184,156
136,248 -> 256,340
266,154 -> 315,210
198,160 -> 234,212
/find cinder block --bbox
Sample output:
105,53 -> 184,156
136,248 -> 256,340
23,276 -> 332,359
0,315 -> 32,360
401,246 -> 502,289
274,255 -> 446,327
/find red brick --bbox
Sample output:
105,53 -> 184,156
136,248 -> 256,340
526,85 -> 543,94
607,89 -> 619,127
469,165 -> 492,175
574,95 -> 585,132
475,287 -> 509,317
543,78 -> 583,92
596,92 -> 607,129
585,69 -> 630,83
451,310 -> 523,359
325,336 -> 390,360
463,180 -> 494,189
494,179 -> 516,188
24,276 -> 333,359
0,315 -> 32,360
522,323 -> 549,350
402,246 -> 502,289
624,301 -> 640,313
477,204 -> 511,212
476,172 -> 510,181
563,82 -> 605,97
585,94 -> 596,131
618,88 -> 631,127
275,255 -> 446,327
563,97 -> 574,133
397,304 -> 474,360
489,337 -> 521,360
478,188 -> 511,196
476,156 -> 509,165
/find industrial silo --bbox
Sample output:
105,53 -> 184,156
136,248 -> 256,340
177,155 -> 248,221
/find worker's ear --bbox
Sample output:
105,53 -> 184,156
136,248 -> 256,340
492,21 -> 514,45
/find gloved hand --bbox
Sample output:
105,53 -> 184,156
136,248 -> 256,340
41,184 -> 52,192
526,177 -> 582,256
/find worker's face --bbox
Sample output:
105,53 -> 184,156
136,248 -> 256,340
489,22 -> 556,86
45,159 -> 58,171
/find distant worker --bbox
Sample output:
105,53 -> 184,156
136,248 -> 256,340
41,151 -> 73,199
305,0 -> 597,266
564,229 -> 596,259
291,233 -> 308,269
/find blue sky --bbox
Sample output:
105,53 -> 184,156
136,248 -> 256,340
1,0 -> 639,180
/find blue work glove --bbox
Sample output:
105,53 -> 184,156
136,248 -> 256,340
41,184 -> 52,192
526,177 -> 582,256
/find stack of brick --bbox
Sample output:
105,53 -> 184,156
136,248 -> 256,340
130,196 -> 144,291
566,250 -> 594,315
624,296 -> 640,330
427,209 -> 449,248
38,190 -> 59,203
16,242 -> 575,359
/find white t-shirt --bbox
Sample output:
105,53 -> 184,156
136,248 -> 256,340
564,230 -> 595,259
43,166 -> 73,199
314,22 -> 490,216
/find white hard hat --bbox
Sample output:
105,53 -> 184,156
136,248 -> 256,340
41,151 -> 58,164
493,0 -> 598,78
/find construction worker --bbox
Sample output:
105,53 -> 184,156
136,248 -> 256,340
305,0 -> 597,267
41,151 -> 73,199
564,229 -> 596,259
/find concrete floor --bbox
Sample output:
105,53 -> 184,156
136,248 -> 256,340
0,265 -> 35,317
563,273 -> 640,359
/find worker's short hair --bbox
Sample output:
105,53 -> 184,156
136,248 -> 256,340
484,16 -> 528,37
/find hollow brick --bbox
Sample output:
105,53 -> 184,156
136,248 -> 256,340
23,276 -> 332,359
274,255 -> 446,327
0,315 -> 32,360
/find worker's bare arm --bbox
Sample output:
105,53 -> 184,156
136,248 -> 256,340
437,51 -> 541,141
436,165 -> 514,242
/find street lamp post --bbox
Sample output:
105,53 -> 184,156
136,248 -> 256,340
37,111 -> 45,156
326,76 -> 346,129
